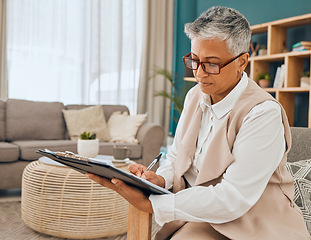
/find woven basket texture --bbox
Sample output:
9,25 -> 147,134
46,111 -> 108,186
21,160 -> 129,239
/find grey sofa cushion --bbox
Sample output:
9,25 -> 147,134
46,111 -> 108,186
288,127 -> 311,163
6,99 -> 66,141
0,142 -> 19,163
14,140 -> 78,161
65,105 -> 129,121
0,100 -> 5,141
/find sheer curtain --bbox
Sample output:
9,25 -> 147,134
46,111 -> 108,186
0,0 -> 7,100
6,0 -> 143,114
137,0 -> 174,138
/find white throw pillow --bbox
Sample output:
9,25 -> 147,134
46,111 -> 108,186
62,105 -> 111,142
108,111 -> 147,144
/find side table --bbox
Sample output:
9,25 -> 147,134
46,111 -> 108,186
21,156 -> 131,239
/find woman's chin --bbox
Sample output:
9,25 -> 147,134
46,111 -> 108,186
199,82 -> 213,94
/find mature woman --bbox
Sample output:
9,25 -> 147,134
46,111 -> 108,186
86,6 -> 310,239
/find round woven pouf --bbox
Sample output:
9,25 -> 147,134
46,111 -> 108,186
21,160 -> 129,239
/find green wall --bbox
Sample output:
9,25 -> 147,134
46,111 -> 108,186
170,0 -> 311,134
196,0 -> 311,25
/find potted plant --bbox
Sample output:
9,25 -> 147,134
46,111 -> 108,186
77,131 -> 99,158
257,73 -> 272,88
150,67 -> 195,142
300,71 -> 310,88
150,67 -> 195,119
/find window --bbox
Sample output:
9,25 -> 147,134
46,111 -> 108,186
7,0 -> 143,113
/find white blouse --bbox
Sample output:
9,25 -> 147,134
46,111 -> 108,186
149,72 -> 286,226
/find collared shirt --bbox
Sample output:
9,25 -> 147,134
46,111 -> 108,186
149,72 -> 286,226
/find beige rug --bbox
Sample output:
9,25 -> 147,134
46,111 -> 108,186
0,200 -> 160,240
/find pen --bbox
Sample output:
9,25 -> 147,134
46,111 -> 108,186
146,153 -> 162,171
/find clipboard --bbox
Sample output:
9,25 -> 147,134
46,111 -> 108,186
36,149 -> 171,195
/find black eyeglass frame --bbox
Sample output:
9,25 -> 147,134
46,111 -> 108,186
183,52 -> 246,75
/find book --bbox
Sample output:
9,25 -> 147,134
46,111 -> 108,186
273,67 -> 281,88
273,64 -> 285,88
292,45 -> 311,52
36,149 -> 171,195
292,41 -> 311,48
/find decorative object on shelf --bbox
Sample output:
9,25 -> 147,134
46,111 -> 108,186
77,131 -> 99,158
281,48 -> 289,53
258,45 -> 267,56
273,64 -> 285,88
300,71 -> 310,88
250,42 -> 260,57
257,73 -> 271,88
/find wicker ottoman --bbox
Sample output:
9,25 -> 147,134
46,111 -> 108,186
21,157 -> 130,239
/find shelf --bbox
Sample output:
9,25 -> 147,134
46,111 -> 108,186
249,50 -> 311,62
251,23 -> 269,34
263,87 -> 310,93
184,77 -> 196,82
250,13 -> 311,127
251,13 -> 311,32
270,13 -> 311,28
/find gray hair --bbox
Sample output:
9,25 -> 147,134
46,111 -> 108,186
184,6 -> 251,55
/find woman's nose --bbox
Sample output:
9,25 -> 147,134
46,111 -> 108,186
195,64 -> 208,78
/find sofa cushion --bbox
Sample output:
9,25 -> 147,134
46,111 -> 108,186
6,99 -> 66,141
286,159 -> 311,233
0,142 -> 19,163
0,99 -> 5,141
65,104 -> 129,121
99,142 -> 142,159
108,111 -> 147,144
14,140 -> 78,161
288,127 -> 311,162
62,105 -> 111,142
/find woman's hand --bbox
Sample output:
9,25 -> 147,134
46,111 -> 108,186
129,164 -> 165,188
85,173 -> 153,213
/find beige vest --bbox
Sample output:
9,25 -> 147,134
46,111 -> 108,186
156,79 -> 310,240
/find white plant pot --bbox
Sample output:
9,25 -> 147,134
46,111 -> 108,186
77,139 -> 99,158
300,77 -> 310,88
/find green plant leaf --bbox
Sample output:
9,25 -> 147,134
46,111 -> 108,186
148,66 -> 173,84
257,73 -> 271,81
90,133 -> 96,139
301,71 -> 310,77
149,66 -> 196,124
80,131 -> 96,140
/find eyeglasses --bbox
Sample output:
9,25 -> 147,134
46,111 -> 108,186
183,52 -> 245,75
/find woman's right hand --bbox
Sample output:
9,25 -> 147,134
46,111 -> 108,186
129,164 -> 165,188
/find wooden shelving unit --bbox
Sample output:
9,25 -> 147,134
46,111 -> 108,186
249,13 -> 311,127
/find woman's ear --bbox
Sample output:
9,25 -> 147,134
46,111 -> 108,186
238,53 -> 249,72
